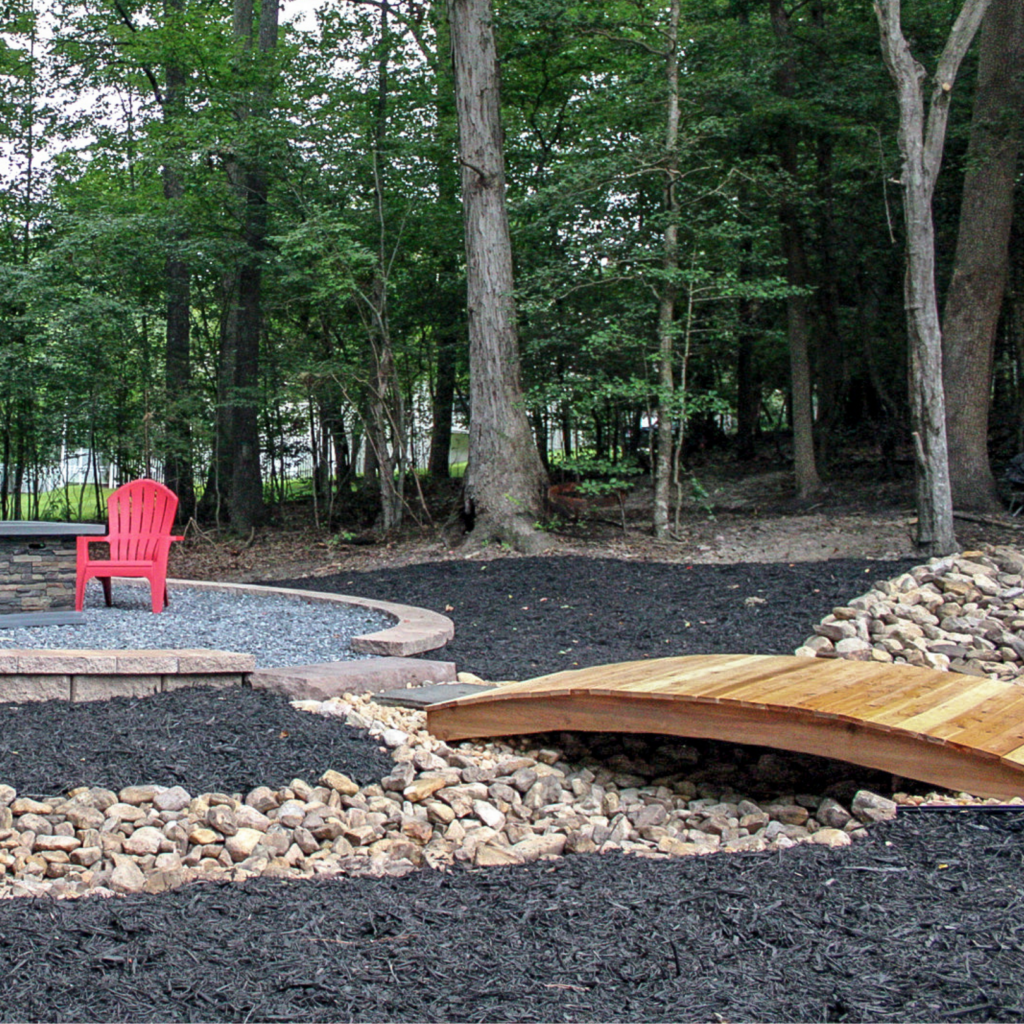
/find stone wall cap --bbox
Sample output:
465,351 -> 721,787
0,648 -> 254,675
0,522 -> 107,537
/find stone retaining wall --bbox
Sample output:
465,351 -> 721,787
0,649 -> 255,703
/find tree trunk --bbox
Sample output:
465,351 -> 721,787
227,158 -> 268,533
653,0 -> 681,541
813,133 -> 846,469
160,0 -> 193,522
202,0 -> 275,532
874,0 -> 991,555
941,0 -> 1023,512
427,0 -> 461,481
367,281 -> 405,532
448,0 -> 549,552
429,325 -> 457,478
366,0 -> 407,533
770,0 -> 822,499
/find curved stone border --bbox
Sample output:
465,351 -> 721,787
167,578 -> 454,657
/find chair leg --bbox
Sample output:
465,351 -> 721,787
100,577 -> 112,607
150,579 -> 166,614
75,571 -> 87,612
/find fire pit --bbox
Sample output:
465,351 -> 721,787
0,522 -> 106,627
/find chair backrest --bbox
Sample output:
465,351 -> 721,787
106,479 -> 179,560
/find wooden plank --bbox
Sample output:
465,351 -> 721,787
648,656 -> 861,704
860,677 -> 999,728
577,656 -> 737,693
804,666 -> 962,720
605,655 -> 782,695
508,655 -> 747,697
798,670 -> 929,718
923,688 -> 1024,742
895,680 -> 1010,735
949,693 -> 1024,755
592,657 -> 806,701
739,660 -> 890,710
557,656 -> 777,703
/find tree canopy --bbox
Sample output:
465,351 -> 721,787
0,0 -> 1018,547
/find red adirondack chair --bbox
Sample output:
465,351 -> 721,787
75,479 -> 184,614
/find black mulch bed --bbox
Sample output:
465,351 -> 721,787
0,689 -> 394,800
267,555 -> 919,680
10,553 -> 1024,1023
3,810 -> 1023,1023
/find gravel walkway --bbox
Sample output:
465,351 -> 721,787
0,580 -> 392,668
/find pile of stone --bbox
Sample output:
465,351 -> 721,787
0,687 -> 924,900
795,546 -> 1024,678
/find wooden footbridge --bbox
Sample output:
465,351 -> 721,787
426,655 -> 1024,800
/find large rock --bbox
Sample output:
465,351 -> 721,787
511,834 -> 567,862
809,828 -> 852,848
403,776 -> 448,803
225,828 -> 266,862
524,775 -> 563,811
154,787 -> 192,812
122,826 -> 164,856
851,790 -> 897,823
110,854 -> 147,894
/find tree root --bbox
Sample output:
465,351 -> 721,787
458,514 -> 559,555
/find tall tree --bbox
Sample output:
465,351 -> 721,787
769,0 -> 821,500
426,0 -> 462,481
652,0 -> 681,540
941,0 -> 1023,512
161,0 -> 194,520
874,0 -> 992,555
362,0 -> 407,533
206,0 -> 278,532
448,0 -> 549,552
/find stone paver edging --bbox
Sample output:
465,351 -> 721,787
0,648 -> 255,703
0,580 -> 454,703
167,578 -> 454,657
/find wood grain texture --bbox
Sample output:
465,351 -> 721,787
426,654 -> 1024,800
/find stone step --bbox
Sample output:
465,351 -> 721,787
248,656 -> 457,701
374,682 -> 495,709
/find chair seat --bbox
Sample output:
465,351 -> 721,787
87,560 -> 168,571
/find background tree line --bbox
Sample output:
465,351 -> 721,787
0,0 -> 1020,551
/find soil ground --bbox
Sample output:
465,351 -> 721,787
4,810 -> 1023,1023
166,467 -> 1024,585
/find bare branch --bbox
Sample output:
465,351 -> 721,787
457,156 -> 494,184
925,0 -> 994,179
110,0 -> 164,104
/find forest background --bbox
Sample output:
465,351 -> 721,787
0,0 -> 1021,555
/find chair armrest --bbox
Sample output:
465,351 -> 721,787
170,535 -> 185,542
77,535 -> 109,558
